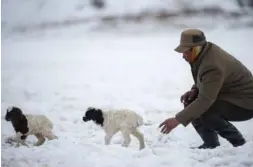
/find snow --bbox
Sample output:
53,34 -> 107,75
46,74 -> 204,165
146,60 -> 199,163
2,27 -> 253,167
2,0 -> 242,32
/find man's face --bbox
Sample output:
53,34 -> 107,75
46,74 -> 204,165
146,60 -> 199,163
182,49 -> 193,63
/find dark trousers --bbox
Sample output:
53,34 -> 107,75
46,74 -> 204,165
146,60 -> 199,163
191,100 -> 253,146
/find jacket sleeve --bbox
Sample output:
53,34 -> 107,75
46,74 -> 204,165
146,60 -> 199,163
175,66 -> 225,126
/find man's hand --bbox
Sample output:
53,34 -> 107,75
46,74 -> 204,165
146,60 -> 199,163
159,117 -> 180,134
180,89 -> 198,106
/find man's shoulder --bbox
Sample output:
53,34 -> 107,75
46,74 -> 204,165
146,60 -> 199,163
206,42 -> 236,61
200,42 -> 235,69
200,42 -> 252,77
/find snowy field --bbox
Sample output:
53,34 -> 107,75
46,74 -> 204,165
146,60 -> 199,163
1,27 -> 253,167
2,0 -> 240,29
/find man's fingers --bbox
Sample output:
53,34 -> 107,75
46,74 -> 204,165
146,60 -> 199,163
188,91 -> 197,101
160,123 -> 174,134
161,125 -> 167,134
158,123 -> 164,128
181,94 -> 187,103
188,94 -> 194,101
164,128 -> 171,134
180,95 -> 184,103
161,124 -> 172,134
161,125 -> 171,134
159,120 -> 166,128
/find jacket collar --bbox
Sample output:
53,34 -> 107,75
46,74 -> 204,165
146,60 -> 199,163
190,42 -> 212,70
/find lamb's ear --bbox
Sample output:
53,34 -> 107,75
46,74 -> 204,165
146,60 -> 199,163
96,109 -> 103,115
87,107 -> 95,110
7,106 -> 13,113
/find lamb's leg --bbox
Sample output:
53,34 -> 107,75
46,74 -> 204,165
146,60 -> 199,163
16,140 -> 29,147
34,133 -> 46,146
42,131 -> 58,140
20,135 -> 29,147
104,130 -> 118,145
131,129 -> 145,150
104,134 -> 112,145
120,129 -> 131,148
14,133 -> 29,147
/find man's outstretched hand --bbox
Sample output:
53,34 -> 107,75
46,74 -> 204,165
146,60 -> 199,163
159,117 -> 180,134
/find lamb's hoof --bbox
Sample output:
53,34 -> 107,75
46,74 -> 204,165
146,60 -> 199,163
15,143 -> 29,148
6,140 -> 14,144
34,142 -> 44,147
33,143 -> 39,146
121,144 -> 129,148
22,144 -> 30,148
5,137 -> 16,144
139,147 -> 145,150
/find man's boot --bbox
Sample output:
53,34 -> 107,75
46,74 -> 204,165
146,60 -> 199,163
190,143 -> 220,149
201,108 -> 246,148
185,99 -> 220,149
212,120 -> 246,147
191,118 -> 220,149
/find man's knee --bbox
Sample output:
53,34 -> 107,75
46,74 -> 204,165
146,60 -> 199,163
201,100 -> 253,122
192,118 -> 203,128
198,101 -> 227,126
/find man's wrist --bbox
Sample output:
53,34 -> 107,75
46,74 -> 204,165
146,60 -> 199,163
174,117 -> 180,125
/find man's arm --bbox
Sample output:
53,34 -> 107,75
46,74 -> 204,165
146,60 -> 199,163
176,66 -> 225,126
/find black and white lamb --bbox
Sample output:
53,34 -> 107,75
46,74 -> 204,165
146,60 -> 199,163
82,107 -> 145,150
5,106 -> 58,147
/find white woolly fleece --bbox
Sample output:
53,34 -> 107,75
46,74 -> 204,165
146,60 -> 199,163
8,114 -> 58,147
101,109 -> 145,150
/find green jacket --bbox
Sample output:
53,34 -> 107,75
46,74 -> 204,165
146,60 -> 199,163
176,42 -> 253,126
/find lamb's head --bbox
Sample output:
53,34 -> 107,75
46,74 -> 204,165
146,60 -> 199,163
83,107 -> 104,126
5,106 -> 24,122
5,106 -> 28,134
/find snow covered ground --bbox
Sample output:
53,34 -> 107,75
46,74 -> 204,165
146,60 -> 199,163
2,0 -> 241,28
1,27 -> 253,167
4,0 -> 250,36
